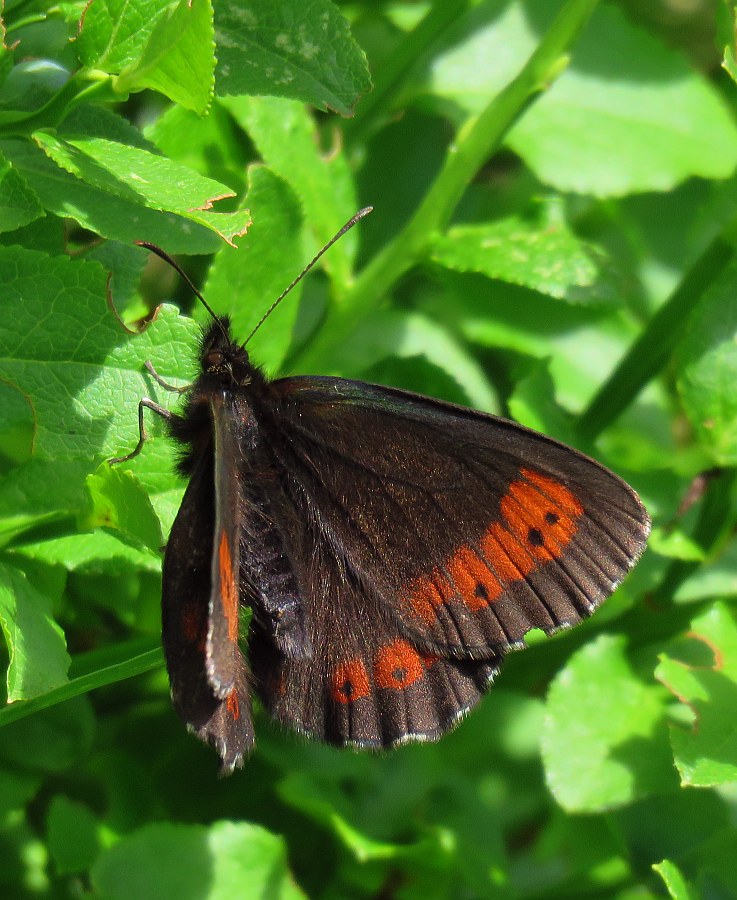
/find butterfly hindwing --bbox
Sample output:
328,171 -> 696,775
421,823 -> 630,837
248,534 -> 501,748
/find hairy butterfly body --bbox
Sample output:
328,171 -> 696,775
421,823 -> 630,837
149,315 -> 650,773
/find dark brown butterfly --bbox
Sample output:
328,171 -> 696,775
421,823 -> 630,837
115,214 -> 650,773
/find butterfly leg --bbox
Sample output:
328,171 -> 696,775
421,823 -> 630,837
109,397 -> 171,464
144,360 -> 190,394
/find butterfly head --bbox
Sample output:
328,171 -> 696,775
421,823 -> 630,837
200,317 -> 254,388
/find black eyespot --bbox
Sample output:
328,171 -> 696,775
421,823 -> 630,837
545,511 -> 559,525
475,582 -> 489,600
528,528 -> 544,547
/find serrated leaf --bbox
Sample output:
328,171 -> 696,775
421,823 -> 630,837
1,137 -> 222,253
214,0 -> 370,116
432,209 -> 622,306
0,247 -> 194,465
655,602 -> 737,787
11,509 -> 168,577
33,133 -> 250,245
222,95 -> 359,288
90,820 -> 305,899
204,166 -> 301,373
0,561 -> 70,701
117,0 -> 215,114
83,464 -> 163,554
676,257 -> 737,466
77,0 -> 176,70
542,634 -> 675,812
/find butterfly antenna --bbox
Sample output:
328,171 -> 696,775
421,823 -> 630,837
242,206 -> 373,347
135,241 -> 229,342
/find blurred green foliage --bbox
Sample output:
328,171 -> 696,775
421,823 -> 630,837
1,0 -> 737,897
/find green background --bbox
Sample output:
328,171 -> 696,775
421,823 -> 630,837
1,0 -> 737,897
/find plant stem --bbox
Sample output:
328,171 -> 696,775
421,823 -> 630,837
345,0 -> 473,144
294,0 -> 600,373
577,237 -> 735,441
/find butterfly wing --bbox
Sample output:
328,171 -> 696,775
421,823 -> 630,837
162,447 -> 254,772
244,376 -> 649,747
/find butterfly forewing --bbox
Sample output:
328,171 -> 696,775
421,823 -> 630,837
261,377 -> 650,659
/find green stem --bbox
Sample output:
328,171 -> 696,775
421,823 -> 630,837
294,0 -> 599,372
577,237 -> 735,441
0,638 -> 162,729
345,0 -> 473,144
0,71 -> 115,137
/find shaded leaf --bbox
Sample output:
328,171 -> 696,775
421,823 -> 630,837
656,602 -> 737,787
90,820 -> 305,899
0,561 -> 69,702
542,634 -> 675,812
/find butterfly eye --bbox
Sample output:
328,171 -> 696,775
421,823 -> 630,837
205,349 -> 225,370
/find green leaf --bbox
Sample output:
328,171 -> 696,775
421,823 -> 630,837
0,460 -> 92,547
648,527 -> 707,563
0,695 -> 95,772
0,150 -> 44,233
214,0 -> 371,116
718,0 -> 737,85
674,535 -> 737,603
221,96 -> 359,288
82,464 -> 163,555
0,561 -> 70,702
507,359 -> 576,444
333,308 -> 499,412
46,795 -> 101,875
541,634 -> 675,812
655,602 -> 737,787
653,859 -> 701,900
32,133 -> 250,246
116,0 -> 215,114
1,138 -> 222,254
431,203 -> 623,306
90,820 -> 305,899
204,166 -> 302,373
676,257 -> 737,466
77,0 -> 178,71
421,1 -> 737,196
0,248 -> 193,464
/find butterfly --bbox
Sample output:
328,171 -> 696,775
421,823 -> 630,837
115,214 -> 650,773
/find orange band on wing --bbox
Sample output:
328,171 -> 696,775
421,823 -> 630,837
446,545 -> 504,609
331,658 -> 371,704
400,469 -> 585,624
226,689 -> 240,721
374,639 -> 425,690
218,531 -> 239,642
